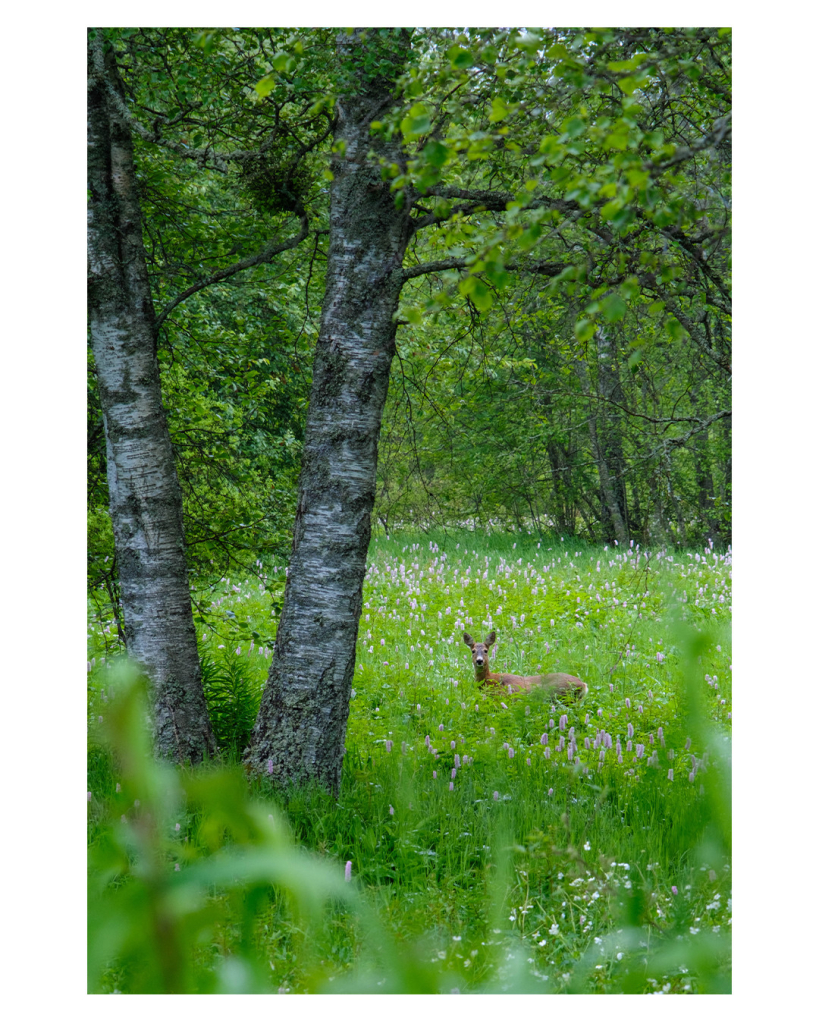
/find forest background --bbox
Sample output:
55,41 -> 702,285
1,3 -> 812,1014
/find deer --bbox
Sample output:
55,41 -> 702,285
463,631 -> 588,700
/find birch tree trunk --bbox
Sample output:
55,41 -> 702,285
245,30 -> 413,792
588,413 -> 629,549
594,328 -> 630,545
87,32 -> 216,762
576,332 -> 629,548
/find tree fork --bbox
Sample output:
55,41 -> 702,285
245,29 -> 413,792
87,31 -> 216,762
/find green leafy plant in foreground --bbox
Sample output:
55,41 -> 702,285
88,665 -> 358,993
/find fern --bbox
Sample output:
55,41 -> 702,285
201,651 -> 262,759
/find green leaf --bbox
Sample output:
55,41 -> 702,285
627,348 -> 644,371
604,132 -> 629,151
401,112 -> 431,137
575,318 -> 596,342
617,76 -> 638,95
513,32 -> 541,55
271,52 -> 296,74
489,97 -> 511,123
607,52 -> 651,72
601,294 -> 627,323
538,135 -> 563,157
458,276 -> 477,297
600,200 -> 623,221
563,117 -> 586,139
621,276 -> 641,301
254,75 -> 276,99
308,95 -> 334,116
666,318 -> 688,342
471,281 -> 493,311
610,207 -> 635,231
446,45 -> 472,70
484,262 -> 509,289
423,140 -> 449,168
626,168 -> 649,188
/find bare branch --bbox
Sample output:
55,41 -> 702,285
646,410 -> 732,459
154,214 -> 309,330
399,257 -> 470,282
650,114 -> 732,175
399,254 -> 566,284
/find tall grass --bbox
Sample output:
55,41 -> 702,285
87,529 -> 731,992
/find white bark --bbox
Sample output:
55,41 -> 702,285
87,32 -> 215,761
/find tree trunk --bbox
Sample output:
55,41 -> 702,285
690,391 -> 719,542
720,412 -> 732,544
661,443 -> 687,546
245,29 -> 413,792
588,413 -> 629,548
594,328 -> 630,543
87,31 -> 216,762
576,333 -> 629,548
539,391 -> 578,536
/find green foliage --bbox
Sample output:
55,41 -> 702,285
377,291 -> 729,545
237,150 -> 315,216
87,666 -> 361,993
200,652 -> 263,760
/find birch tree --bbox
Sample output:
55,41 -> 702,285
87,29 -> 308,758
87,32 -> 216,760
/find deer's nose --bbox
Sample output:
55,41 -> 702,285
475,655 -> 484,665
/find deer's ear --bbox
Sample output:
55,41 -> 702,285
463,632 -> 474,647
485,631 -> 496,647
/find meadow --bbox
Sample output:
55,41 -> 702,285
87,528 -> 732,993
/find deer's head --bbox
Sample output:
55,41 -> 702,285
464,631 -> 496,678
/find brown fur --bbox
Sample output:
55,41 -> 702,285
463,630 -> 588,700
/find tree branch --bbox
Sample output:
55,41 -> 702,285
154,214 -> 309,330
650,114 -> 732,175
649,410 -> 732,456
399,255 -> 565,284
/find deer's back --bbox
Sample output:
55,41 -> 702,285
538,672 -> 586,696
492,671 -> 587,697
